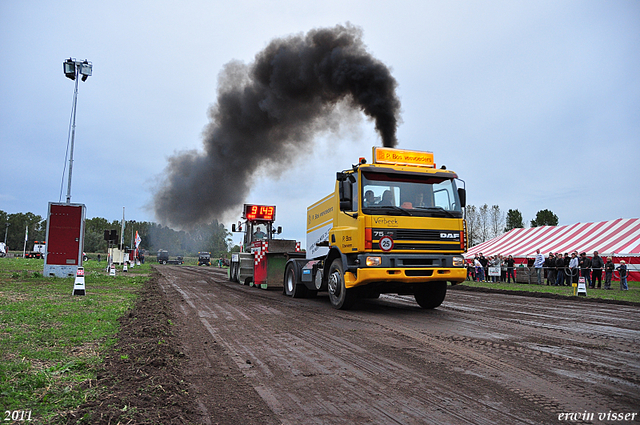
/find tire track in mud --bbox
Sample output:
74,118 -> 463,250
378,293 -> 640,416
157,266 -> 640,424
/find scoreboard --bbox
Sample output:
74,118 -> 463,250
243,204 -> 275,221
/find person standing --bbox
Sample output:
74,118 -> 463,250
617,260 -> 629,290
545,253 -> 556,285
500,254 -> 507,282
604,256 -> 614,290
591,251 -> 604,289
569,252 -> 579,285
479,253 -> 488,282
474,256 -> 484,282
579,252 -> 592,288
533,249 -> 545,285
555,253 -> 565,286
491,256 -> 502,282
466,260 -> 475,281
506,255 -> 516,283
563,253 -> 571,286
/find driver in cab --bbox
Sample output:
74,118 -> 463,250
253,226 -> 266,240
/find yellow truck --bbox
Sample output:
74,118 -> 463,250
283,146 -> 467,309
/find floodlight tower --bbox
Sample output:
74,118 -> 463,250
63,58 -> 92,204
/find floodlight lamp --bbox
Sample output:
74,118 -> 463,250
80,61 -> 92,82
63,58 -> 76,80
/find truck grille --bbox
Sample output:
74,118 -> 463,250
373,228 -> 460,241
373,242 -> 458,251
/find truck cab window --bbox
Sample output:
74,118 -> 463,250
361,172 -> 462,217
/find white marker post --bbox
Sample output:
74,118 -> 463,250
72,267 -> 86,296
576,277 -> 587,296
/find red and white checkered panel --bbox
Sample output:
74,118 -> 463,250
254,241 -> 269,266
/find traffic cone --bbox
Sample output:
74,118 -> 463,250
73,267 -> 86,296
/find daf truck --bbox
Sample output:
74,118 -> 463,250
283,146 -> 467,309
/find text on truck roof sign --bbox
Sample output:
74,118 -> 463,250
373,147 -> 435,168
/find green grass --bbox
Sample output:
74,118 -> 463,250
0,257 -> 152,423
459,278 -> 640,303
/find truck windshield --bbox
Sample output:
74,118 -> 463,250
361,171 -> 462,218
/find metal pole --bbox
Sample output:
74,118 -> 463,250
66,65 -> 80,204
3,222 -> 8,245
22,225 -> 28,258
120,207 -> 125,251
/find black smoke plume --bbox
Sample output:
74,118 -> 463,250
153,23 -> 401,228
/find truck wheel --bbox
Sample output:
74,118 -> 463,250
328,259 -> 357,310
414,282 -> 447,309
284,263 -> 296,296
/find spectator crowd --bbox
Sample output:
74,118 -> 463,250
468,251 -> 629,291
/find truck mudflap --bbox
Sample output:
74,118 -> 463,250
344,267 -> 467,289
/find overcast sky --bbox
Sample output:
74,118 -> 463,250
1,0 -> 638,247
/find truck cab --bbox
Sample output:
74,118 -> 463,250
285,147 -> 467,310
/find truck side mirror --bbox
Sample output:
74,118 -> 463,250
232,224 -> 236,232
277,226 -> 282,234
458,188 -> 466,208
339,180 -> 353,211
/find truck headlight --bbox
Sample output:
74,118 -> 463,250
453,256 -> 464,267
366,256 -> 382,266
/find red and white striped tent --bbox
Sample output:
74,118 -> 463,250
465,218 -> 640,281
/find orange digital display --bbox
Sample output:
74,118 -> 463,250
244,204 -> 276,221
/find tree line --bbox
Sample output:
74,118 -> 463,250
465,206 -> 558,247
0,210 -> 232,257
2,205 -> 559,255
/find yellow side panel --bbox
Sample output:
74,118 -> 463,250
306,193 -> 336,258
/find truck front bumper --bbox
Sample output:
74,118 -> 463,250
343,253 -> 467,288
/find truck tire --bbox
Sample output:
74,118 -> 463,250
284,262 -> 309,298
414,281 -> 447,309
284,263 -> 296,296
328,258 -> 357,310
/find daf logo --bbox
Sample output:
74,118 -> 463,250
440,233 -> 457,239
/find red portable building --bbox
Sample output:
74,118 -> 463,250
43,202 -> 86,277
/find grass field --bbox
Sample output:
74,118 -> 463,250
459,277 -> 640,303
0,257 -> 151,424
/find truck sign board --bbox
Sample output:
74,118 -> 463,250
373,147 -> 435,168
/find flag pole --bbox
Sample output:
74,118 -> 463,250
23,225 -> 28,258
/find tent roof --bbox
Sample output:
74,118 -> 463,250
466,218 -> 640,259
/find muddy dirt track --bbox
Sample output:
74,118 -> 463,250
157,265 -> 640,424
